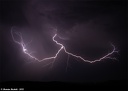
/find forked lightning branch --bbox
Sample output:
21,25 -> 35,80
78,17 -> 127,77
11,27 -> 118,65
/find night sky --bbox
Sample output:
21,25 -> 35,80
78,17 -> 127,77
0,0 -> 127,83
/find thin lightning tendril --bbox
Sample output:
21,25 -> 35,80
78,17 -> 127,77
11,28 -> 118,65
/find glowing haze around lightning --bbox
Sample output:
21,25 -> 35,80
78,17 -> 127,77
11,27 -> 118,64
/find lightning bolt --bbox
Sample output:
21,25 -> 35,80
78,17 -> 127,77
11,27 -> 118,66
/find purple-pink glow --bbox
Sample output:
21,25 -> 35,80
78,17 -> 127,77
11,27 -> 118,66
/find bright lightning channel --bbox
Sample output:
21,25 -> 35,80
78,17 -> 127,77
11,28 -> 118,64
